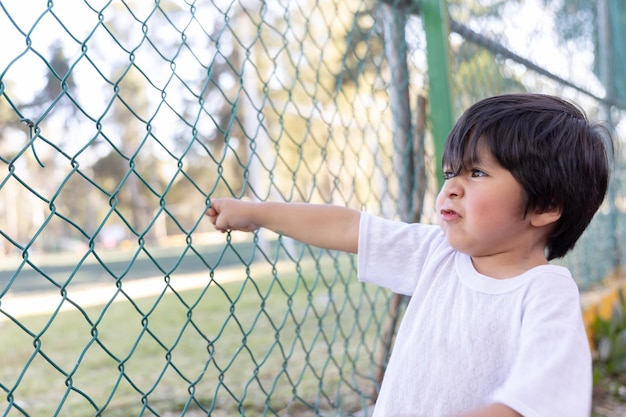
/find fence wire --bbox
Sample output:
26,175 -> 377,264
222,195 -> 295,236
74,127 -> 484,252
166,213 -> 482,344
0,0 -> 623,416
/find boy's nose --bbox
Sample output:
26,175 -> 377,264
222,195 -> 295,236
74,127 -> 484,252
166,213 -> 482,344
441,177 -> 463,198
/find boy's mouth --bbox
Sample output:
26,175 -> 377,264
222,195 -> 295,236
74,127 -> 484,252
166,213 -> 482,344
440,209 -> 460,222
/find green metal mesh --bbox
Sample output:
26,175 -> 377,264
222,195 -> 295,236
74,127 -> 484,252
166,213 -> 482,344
0,0 -> 623,416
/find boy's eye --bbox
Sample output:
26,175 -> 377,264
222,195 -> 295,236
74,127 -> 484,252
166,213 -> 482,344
471,169 -> 487,177
443,171 -> 456,180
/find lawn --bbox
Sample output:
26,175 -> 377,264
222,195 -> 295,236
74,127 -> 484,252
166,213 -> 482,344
4,246 -> 621,417
0,253 -> 392,416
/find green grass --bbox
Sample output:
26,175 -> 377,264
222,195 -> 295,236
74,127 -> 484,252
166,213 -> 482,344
0,254 -> 392,416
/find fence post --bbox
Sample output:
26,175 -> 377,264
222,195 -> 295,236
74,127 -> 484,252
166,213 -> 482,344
382,4 -> 413,222
370,2 -> 426,403
420,0 -> 454,187
598,0 -> 621,275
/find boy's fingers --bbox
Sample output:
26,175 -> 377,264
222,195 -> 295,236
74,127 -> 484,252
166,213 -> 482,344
205,199 -> 239,232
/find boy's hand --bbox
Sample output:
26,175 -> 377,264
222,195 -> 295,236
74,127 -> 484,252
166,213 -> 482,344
206,198 -> 260,233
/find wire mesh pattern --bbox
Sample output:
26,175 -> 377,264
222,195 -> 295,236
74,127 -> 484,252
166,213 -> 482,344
0,0 -> 624,416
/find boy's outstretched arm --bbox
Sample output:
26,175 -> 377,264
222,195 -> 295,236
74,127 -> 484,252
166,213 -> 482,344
206,198 -> 360,253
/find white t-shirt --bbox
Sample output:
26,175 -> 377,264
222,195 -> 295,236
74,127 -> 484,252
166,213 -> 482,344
357,213 -> 592,417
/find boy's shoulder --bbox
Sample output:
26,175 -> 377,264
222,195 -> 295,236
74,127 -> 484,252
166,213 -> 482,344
524,264 -> 577,290
519,264 -> 582,314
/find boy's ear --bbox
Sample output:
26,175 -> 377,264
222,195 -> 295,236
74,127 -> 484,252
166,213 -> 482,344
530,206 -> 562,228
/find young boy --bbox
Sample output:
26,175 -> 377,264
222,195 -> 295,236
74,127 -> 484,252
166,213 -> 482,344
205,94 -> 611,417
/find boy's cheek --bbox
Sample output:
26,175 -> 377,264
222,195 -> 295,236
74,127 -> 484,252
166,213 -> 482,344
434,192 -> 445,212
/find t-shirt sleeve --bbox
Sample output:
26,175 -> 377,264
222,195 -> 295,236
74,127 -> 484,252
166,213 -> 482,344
357,212 -> 448,295
491,273 -> 592,417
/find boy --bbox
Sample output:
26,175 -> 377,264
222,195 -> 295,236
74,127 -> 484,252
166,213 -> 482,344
205,94 -> 611,417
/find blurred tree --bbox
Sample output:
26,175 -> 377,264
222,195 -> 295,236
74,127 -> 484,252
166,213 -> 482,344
543,0 -> 626,106
21,43 -> 79,129
447,0 -> 517,22
336,2 -> 386,89
1,43 -> 84,251
450,36 -> 526,115
443,0 -> 528,115
174,5 -> 247,200
261,0 -> 396,206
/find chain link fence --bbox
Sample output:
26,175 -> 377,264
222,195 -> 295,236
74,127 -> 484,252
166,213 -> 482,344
0,0 -> 623,415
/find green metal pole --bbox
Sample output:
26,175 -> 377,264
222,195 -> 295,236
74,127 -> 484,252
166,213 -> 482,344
420,0 -> 454,187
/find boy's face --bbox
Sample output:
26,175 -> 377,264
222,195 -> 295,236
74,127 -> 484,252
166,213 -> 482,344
435,144 -> 545,276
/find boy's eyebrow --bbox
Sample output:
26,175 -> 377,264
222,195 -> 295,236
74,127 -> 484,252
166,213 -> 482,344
444,154 -> 486,170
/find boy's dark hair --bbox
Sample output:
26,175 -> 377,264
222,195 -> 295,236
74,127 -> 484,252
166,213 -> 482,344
443,93 -> 612,260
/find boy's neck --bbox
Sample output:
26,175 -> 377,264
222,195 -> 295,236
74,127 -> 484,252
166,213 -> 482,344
470,252 -> 549,279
